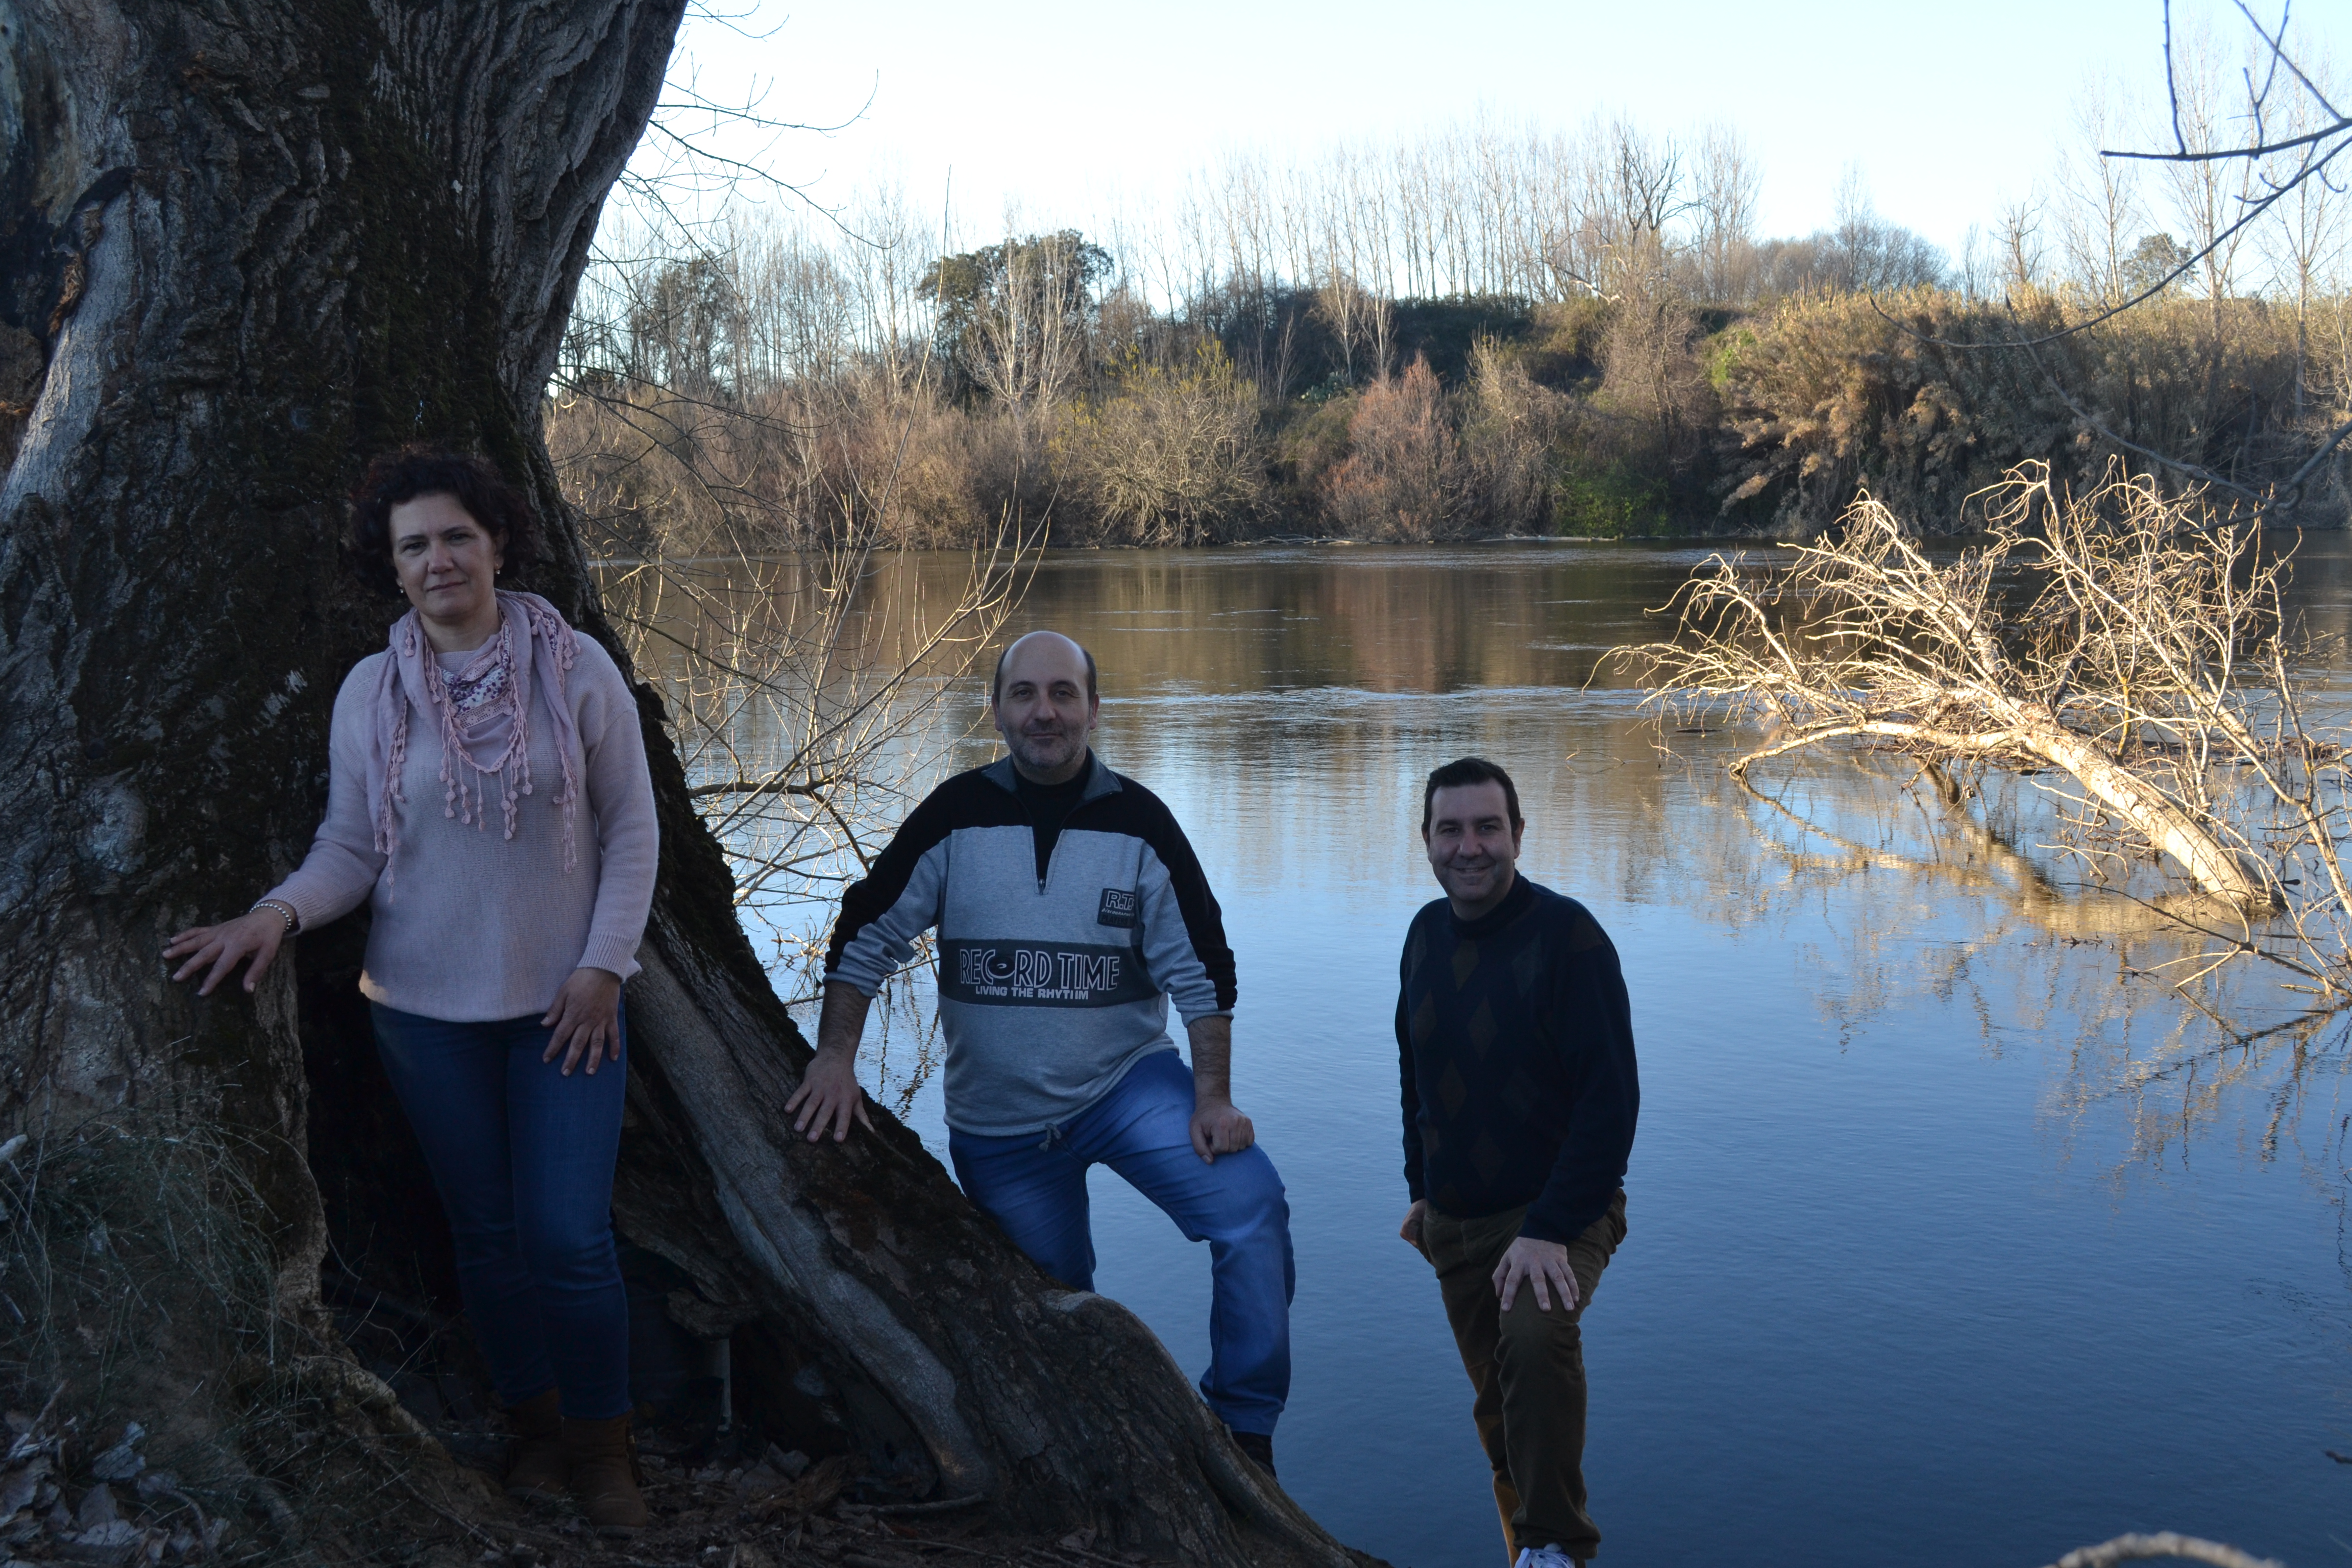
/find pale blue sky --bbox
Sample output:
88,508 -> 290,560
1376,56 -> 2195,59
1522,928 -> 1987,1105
665,0 -> 2294,264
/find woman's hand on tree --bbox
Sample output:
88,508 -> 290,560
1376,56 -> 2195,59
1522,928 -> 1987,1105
542,967 -> 623,1076
165,910 -> 287,995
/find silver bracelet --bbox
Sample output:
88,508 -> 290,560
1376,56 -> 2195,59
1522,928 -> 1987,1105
250,898 -> 299,935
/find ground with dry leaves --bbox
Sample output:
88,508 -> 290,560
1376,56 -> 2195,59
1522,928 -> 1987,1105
409,1429 -> 1193,1568
0,1386 -> 1213,1568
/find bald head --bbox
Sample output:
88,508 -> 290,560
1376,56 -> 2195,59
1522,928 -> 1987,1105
990,630 -> 1100,784
991,630 -> 1098,705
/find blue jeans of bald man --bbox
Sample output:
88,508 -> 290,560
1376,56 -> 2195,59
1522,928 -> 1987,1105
947,1047 -> 1295,1435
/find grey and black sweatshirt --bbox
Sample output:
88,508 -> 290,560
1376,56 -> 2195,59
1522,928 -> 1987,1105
825,753 -> 1236,1136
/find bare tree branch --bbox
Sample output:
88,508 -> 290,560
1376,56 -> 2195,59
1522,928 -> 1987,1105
2037,1532 -> 2284,1568
1627,463 -> 2352,1006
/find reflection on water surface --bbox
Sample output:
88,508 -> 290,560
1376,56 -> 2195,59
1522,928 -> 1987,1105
645,540 -> 2352,1568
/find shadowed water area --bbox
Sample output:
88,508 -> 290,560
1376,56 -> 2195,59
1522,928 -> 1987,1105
638,540 -> 2352,1568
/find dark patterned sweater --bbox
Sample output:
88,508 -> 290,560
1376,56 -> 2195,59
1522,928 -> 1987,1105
1396,875 -> 1639,1243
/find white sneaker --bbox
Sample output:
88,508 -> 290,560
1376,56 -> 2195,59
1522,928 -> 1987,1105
1513,1547 -> 1583,1568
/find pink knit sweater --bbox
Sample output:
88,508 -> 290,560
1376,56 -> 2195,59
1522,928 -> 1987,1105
266,635 -> 660,1021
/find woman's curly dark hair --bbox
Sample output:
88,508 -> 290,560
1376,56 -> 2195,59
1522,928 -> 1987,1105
348,446 -> 543,597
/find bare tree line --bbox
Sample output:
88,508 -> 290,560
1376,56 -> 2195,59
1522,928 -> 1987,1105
579,45 -> 2352,381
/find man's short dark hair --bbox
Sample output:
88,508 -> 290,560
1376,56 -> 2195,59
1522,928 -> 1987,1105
1422,756 -> 1523,834
990,635 -> 1099,704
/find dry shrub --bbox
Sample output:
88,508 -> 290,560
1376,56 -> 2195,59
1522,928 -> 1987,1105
2,1124 -> 280,1430
1458,337 -> 1572,530
546,383 -> 722,557
1715,286 -> 2323,533
1055,344 -> 1265,544
841,394 -> 989,547
1519,297 -> 1610,384
1268,393 -> 1357,524
548,368 -> 997,556
1320,357 -> 1470,541
767,372 -> 991,549
0,1120 -> 462,1563
1595,272 -> 1713,469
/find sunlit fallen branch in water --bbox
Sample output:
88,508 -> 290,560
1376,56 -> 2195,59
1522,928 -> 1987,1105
2037,1532 -> 2283,1568
1627,461 -> 2352,1009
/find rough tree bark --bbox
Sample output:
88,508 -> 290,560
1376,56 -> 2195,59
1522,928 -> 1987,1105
0,6 -> 1361,1562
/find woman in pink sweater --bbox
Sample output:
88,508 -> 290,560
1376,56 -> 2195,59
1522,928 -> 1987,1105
165,450 -> 659,1534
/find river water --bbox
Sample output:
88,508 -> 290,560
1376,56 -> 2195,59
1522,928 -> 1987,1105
656,540 -> 2352,1568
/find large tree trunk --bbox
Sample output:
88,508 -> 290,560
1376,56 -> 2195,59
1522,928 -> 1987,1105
0,7 -> 1360,1562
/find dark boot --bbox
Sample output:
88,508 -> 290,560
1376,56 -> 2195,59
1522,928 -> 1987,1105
1230,1428 -> 1275,1478
561,1413 -> 648,1536
502,1389 -> 568,1503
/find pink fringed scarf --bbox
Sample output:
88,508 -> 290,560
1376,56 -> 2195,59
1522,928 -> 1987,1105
366,590 -> 582,886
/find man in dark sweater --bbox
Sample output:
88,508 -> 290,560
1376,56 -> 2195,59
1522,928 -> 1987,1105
1397,757 -> 1638,1568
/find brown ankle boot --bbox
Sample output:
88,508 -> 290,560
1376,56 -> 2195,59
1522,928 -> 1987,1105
502,1389 -> 569,1503
561,1413 -> 648,1536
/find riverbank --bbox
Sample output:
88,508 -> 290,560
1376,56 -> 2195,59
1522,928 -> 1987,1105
555,282 -> 2351,558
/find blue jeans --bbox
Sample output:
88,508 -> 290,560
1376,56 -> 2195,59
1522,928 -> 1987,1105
947,1048 -> 1295,1435
369,1002 -> 630,1419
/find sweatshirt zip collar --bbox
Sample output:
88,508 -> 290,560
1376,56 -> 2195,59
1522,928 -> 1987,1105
986,751 -> 1121,891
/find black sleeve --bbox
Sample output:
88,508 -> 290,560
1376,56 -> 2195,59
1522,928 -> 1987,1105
1399,928 -> 1426,1203
1521,911 -> 1639,1244
1126,786 -> 1237,1011
823,781 -> 961,977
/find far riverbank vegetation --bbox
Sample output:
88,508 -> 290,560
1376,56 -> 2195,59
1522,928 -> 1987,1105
550,62 -> 2352,552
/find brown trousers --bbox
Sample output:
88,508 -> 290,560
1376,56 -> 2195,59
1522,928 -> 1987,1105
1421,1192 -> 1626,1564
